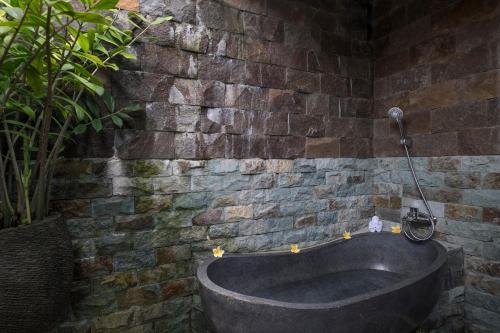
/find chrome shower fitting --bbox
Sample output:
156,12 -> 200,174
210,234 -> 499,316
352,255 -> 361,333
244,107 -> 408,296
388,107 -> 412,148
387,107 -> 436,242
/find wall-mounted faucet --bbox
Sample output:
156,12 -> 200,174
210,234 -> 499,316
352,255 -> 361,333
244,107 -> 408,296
404,207 -> 437,227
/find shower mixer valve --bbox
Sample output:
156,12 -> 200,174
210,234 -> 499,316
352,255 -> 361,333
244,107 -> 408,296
403,207 -> 437,227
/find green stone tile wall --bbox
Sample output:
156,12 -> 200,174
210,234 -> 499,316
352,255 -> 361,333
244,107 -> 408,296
54,158 -> 375,332
373,155 -> 500,332
54,155 -> 500,332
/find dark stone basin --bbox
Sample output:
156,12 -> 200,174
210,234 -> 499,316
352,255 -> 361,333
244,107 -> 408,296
197,232 -> 447,333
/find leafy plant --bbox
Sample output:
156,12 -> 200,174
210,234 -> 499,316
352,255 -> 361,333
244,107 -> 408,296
0,0 -> 170,228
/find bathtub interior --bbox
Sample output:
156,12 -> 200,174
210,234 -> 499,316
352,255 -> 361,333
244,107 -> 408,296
205,233 -> 441,303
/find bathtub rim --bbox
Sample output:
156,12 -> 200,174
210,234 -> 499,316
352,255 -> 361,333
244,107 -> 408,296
197,232 -> 447,310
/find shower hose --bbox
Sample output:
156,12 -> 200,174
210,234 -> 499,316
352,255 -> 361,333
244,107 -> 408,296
401,144 -> 436,242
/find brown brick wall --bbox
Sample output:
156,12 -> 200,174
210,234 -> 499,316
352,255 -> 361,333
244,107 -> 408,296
372,0 -> 500,157
72,0 -> 373,160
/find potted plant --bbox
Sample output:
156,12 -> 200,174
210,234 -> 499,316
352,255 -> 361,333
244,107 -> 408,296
0,0 -> 168,331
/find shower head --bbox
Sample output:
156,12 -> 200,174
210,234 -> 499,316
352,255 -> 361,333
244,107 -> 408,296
388,107 -> 411,148
388,107 -> 404,122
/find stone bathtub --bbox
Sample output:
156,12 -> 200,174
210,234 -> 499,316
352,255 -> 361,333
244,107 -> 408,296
197,232 -> 447,333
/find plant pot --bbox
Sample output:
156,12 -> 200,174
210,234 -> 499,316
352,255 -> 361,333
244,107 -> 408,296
0,215 -> 73,333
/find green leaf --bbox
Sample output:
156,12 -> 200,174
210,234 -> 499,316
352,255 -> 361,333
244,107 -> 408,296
128,11 -> 148,22
4,7 -> 23,20
72,12 -> 109,25
105,63 -> 119,71
92,0 -> 119,11
96,34 -> 120,47
26,66 -> 45,93
91,118 -> 103,132
117,112 -> 132,121
84,97 -> 101,117
73,124 -> 87,134
111,114 -> 123,127
68,72 -> 104,95
75,103 -> 86,121
151,16 -> 173,25
20,105 -> 35,119
51,1 -> 74,12
87,28 -> 95,49
73,51 -> 104,66
0,26 -> 12,34
122,104 -> 143,112
120,52 -> 136,59
77,34 -> 90,52
3,119 -> 37,131
61,63 -> 74,71
102,90 -> 114,112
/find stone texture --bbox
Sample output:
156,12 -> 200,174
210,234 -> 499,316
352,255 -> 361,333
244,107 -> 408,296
268,89 -> 306,113
373,2 -> 499,158
156,245 -> 191,265
192,208 -> 223,225
112,71 -> 174,102
115,130 -> 175,159
141,44 -> 197,78
77,0 -> 375,163
242,12 -> 283,42
56,1 -> 500,332
444,172 -> 481,189
142,0 -> 196,23
306,137 -> 340,158
373,154 -> 500,332
196,0 -> 242,33
225,84 -> 267,111
175,23 -> 209,53
224,205 -> 253,222
56,156 -> 376,331
445,204 -> 482,222
241,36 -> 271,63
198,55 -> 245,83
169,78 -> 225,107
285,68 -> 320,93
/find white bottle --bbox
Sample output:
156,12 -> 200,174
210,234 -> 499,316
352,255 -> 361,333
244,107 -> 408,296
369,216 -> 383,232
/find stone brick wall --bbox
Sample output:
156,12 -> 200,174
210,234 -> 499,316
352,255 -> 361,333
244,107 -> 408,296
372,0 -> 500,157
373,155 -> 500,332
371,1 -> 500,330
420,242 -> 465,333
75,0 -> 373,161
54,157 -> 374,332
51,0 -> 500,332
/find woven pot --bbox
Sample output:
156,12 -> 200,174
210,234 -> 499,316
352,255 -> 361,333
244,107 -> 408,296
0,215 -> 73,333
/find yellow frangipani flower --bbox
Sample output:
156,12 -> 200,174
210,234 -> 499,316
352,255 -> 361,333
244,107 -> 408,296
343,231 -> 352,240
290,244 -> 300,253
212,246 -> 225,258
391,225 -> 402,234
